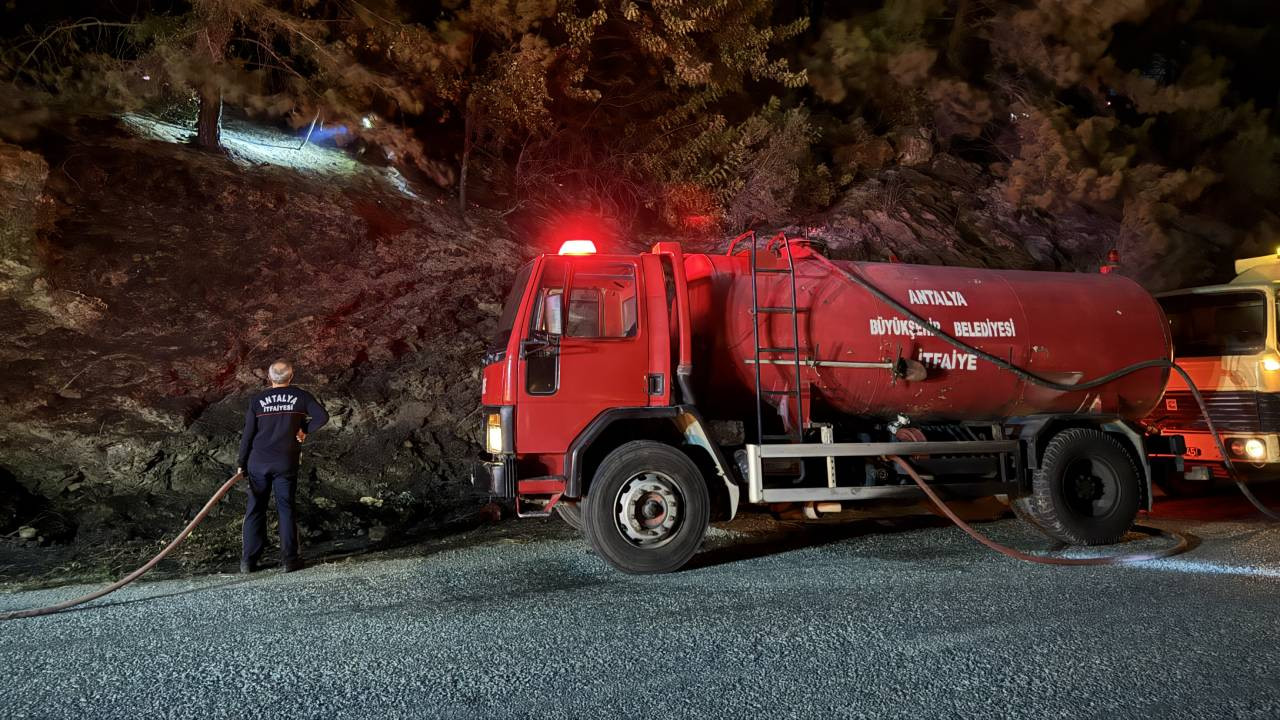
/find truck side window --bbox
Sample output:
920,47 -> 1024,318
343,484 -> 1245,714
536,291 -> 564,335
526,260 -> 567,394
567,263 -> 638,338
565,289 -> 600,336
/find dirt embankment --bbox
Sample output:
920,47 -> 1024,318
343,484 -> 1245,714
0,124 -> 522,580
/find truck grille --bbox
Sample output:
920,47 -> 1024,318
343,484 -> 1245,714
1150,391 -> 1280,433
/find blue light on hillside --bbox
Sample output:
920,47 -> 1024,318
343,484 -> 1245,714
306,123 -> 349,145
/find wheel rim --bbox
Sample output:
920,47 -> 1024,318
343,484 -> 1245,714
614,471 -> 682,548
1061,457 -> 1120,518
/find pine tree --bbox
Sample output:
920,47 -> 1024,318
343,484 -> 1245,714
801,0 -> 1280,269
2,1 -> 460,160
548,0 -> 813,229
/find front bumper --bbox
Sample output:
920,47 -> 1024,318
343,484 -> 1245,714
472,456 -> 517,498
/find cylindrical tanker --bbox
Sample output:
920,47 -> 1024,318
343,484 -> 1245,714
684,245 -> 1171,424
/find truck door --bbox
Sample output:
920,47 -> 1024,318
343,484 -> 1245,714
516,256 -> 651,455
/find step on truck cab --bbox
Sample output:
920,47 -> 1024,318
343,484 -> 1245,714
1145,252 -> 1280,494
474,234 -> 1185,573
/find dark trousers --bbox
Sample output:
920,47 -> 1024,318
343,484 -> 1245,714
243,465 -> 300,564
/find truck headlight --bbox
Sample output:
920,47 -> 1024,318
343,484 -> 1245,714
485,413 -> 503,454
1229,437 -> 1268,461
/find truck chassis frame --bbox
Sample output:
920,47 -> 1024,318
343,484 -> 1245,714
744,439 -> 1020,504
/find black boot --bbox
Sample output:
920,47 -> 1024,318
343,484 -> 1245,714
240,559 -> 258,574
282,558 -> 305,573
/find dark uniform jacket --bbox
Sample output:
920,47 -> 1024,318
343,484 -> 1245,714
236,386 -> 329,471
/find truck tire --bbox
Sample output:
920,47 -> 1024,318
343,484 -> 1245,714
1009,495 -> 1052,535
1015,428 -> 1141,546
583,441 -> 710,574
555,502 -> 584,531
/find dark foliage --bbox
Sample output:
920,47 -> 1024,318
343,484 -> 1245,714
3,1 -> 1278,260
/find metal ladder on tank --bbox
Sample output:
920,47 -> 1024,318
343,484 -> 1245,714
747,232 -> 808,446
737,233 -> 1020,505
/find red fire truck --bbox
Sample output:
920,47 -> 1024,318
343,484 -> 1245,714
475,234 -> 1183,573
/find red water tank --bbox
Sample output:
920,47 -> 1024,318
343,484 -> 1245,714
683,245 -> 1171,424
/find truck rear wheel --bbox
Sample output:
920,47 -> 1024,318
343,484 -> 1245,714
1014,428 -> 1141,546
583,441 -> 710,574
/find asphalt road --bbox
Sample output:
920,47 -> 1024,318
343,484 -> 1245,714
2,498 -> 1279,720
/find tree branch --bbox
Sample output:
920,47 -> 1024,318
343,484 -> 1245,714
11,18 -> 139,86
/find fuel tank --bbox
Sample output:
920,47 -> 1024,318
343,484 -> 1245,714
683,245 -> 1171,424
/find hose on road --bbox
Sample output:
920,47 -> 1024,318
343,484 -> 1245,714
0,472 -> 243,621
888,456 -> 1191,565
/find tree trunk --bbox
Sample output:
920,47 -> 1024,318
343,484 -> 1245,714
195,83 -> 223,150
946,0 -> 972,72
459,102 -> 473,214
192,19 -> 230,152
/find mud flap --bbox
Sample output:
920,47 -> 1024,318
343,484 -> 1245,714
674,410 -> 740,520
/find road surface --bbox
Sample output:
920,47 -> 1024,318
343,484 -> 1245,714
2,498 -> 1279,719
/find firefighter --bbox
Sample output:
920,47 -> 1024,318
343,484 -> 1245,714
236,359 -> 329,573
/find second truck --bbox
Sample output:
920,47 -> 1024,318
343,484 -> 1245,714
1145,251 -> 1280,493
475,234 -> 1184,573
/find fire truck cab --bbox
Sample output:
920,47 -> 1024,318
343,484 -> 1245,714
476,240 -> 735,573
1146,252 -> 1280,493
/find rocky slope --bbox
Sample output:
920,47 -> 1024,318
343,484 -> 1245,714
0,120 -> 1234,575
1,123 -> 521,564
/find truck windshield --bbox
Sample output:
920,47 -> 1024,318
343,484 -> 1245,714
490,262 -> 534,357
1160,290 -> 1268,358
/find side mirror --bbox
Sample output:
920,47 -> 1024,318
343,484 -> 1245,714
520,329 -> 561,358
532,329 -> 561,346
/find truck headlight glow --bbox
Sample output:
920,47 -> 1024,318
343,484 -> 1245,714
1263,357 -> 1280,372
485,413 -> 503,454
1228,438 -> 1268,460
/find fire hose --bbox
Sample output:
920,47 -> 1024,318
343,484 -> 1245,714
889,457 -> 1190,565
0,472 -> 243,621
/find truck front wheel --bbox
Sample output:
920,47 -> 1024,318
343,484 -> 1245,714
555,502 -> 584,531
1013,428 -> 1141,546
583,441 -> 710,574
